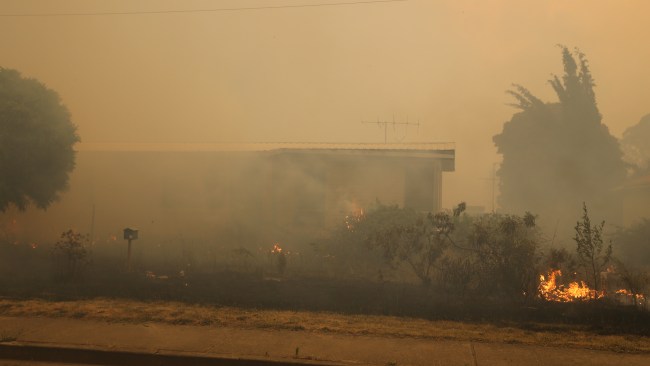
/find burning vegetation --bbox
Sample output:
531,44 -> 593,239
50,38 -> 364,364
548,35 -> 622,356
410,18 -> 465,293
538,269 -> 603,302
538,268 -> 647,308
315,202 -> 648,311
0,201 -> 648,334
271,243 -> 283,254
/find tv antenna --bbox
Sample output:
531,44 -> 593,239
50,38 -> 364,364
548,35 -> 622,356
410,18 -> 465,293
361,115 -> 420,143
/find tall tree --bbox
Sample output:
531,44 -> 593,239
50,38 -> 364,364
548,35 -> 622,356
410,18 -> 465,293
0,68 -> 79,211
493,47 -> 626,224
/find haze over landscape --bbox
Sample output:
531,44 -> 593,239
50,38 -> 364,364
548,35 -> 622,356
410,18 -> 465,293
2,0 -> 649,209
3,3 -> 650,364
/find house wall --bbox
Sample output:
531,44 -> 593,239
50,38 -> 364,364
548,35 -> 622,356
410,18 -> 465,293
0,149 -> 451,249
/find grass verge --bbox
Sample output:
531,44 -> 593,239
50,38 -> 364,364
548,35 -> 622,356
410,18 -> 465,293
0,297 -> 648,353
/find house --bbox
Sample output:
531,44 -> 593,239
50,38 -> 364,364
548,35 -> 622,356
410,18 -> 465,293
1,142 -> 455,248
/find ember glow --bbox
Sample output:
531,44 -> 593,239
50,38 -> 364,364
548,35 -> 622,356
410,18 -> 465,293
271,243 -> 283,254
538,269 -> 603,302
344,208 -> 365,231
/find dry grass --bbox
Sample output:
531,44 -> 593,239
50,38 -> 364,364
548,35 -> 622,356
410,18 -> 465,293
0,297 -> 648,353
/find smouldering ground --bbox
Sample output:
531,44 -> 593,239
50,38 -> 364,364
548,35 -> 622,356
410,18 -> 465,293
0,298 -> 648,353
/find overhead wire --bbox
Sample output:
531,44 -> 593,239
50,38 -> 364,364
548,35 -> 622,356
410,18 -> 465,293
0,0 -> 408,17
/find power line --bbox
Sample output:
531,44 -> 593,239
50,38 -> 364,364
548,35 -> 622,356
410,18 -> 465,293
0,0 -> 408,17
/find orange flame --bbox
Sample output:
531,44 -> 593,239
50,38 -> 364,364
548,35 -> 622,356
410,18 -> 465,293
538,269 -> 603,302
271,243 -> 283,254
616,289 -> 646,303
540,269 -> 648,305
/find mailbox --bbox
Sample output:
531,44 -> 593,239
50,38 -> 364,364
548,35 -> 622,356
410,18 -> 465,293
123,228 -> 138,240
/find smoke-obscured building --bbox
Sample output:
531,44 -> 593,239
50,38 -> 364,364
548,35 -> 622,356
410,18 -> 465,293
619,174 -> 650,226
1,142 -> 455,248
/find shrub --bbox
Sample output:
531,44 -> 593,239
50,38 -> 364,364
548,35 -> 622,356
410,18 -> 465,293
574,203 -> 612,291
53,229 -> 90,280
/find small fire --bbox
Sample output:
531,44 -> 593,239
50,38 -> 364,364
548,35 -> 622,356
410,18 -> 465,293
345,208 -> 365,231
616,289 -> 646,303
538,269 -> 603,302
271,243 -> 283,254
145,271 -> 169,280
539,269 -> 647,305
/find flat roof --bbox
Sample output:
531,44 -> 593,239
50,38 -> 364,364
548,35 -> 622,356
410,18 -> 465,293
76,142 -> 456,153
74,142 -> 455,171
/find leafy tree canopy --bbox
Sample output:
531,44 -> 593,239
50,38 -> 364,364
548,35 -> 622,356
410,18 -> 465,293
493,46 -> 626,222
0,68 -> 79,211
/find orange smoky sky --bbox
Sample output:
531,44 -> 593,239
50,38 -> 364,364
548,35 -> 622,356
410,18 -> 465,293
1,0 -> 649,209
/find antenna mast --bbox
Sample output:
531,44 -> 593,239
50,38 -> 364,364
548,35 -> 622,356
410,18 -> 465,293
361,115 -> 420,143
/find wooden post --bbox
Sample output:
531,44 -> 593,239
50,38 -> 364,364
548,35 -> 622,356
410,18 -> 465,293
123,228 -> 138,272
